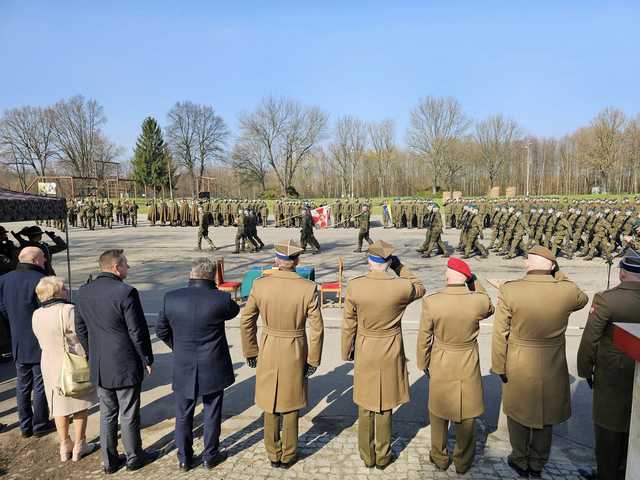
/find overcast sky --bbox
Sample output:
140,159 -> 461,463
1,0 -> 638,155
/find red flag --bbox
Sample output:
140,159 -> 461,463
311,205 -> 332,228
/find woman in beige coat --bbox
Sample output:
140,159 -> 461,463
32,276 -> 97,462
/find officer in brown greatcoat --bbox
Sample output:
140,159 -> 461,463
577,248 -> 640,480
342,240 -> 425,469
491,245 -> 588,478
240,240 -> 324,468
417,257 -> 494,474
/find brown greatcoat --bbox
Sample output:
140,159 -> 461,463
32,301 -> 97,417
342,265 -> 426,412
491,271 -> 588,428
417,281 -> 494,422
577,282 -> 640,432
240,270 -> 324,414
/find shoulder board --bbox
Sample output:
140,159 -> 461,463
347,274 -> 367,283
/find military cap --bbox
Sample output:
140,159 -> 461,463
367,240 -> 395,263
620,248 -> 640,274
275,239 -> 304,260
447,257 -> 472,280
529,245 -> 556,263
19,225 -> 43,236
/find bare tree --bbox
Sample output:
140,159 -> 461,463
0,106 -> 58,189
329,115 -> 367,197
475,113 -> 522,189
228,135 -> 269,190
51,96 -> 106,177
407,96 -> 470,193
166,101 -> 228,196
368,119 -> 396,197
238,97 -> 327,195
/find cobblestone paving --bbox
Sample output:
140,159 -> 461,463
0,417 -> 595,479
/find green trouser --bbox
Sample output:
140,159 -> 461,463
357,231 -> 373,251
507,417 -> 552,473
264,411 -> 299,464
586,235 -> 611,259
426,230 -> 447,255
358,407 -> 392,468
430,413 -> 476,473
594,424 -> 628,480
507,233 -> 528,257
464,235 -> 487,257
551,234 -> 568,257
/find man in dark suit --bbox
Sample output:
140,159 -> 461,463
0,246 -> 54,437
75,249 -> 154,474
156,257 -> 239,471
578,248 -> 640,480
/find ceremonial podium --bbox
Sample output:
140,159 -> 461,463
612,323 -> 640,479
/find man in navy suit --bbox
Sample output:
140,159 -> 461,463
0,246 -> 54,437
156,257 -> 240,471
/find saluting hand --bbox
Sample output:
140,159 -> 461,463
499,374 -> 508,384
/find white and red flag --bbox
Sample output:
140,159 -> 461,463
311,205 -> 332,228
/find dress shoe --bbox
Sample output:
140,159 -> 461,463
20,429 -> 33,438
270,461 -> 281,468
103,456 -> 126,474
376,454 -> 396,470
126,450 -> 159,471
279,458 -> 297,469
203,450 -> 227,469
507,458 -> 529,478
33,422 -> 56,437
179,460 -> 192,472
529,469 -> 542,478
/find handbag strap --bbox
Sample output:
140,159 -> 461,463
58,305 -> 70,355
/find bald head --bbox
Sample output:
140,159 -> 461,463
19,246 -> 45,268
525,253 -> 554,272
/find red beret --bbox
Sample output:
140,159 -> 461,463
447,257 -> 472,280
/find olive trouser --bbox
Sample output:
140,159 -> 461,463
358,407 -> 392,468
264,411 -> 298,464
197,229 -> 215,250
357,231 -> 373,251
235,233 -> 257,252
464,233 -> 487,258
88,217 -> 95,230
594,424 -> 628,480
550,234 -> 569,257
300,232 -> 320,252
425,230 -> 447,256
507,233 -> 528,257
586,235 -> 612,259
429,413 -> 475,473
507,417 -> 552,472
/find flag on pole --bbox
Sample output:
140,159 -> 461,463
311,205 -> 332,228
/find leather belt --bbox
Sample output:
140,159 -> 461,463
358,325 -> 402,338
434,338 -> 476,351
262,326 -> 305,338
509,334 -> 564,348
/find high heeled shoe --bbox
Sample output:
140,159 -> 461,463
60,438 -> 74,462
72,439 -> 98,462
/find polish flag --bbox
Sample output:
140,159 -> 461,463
311,205 -> 332,228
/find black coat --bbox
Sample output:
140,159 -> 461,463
75,272 -> 153,389
156,279 -> 239,399
0,263 -> 46,364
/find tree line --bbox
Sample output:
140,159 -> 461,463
1,94 -> 639,197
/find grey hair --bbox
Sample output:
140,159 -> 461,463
190,257 -> 216,280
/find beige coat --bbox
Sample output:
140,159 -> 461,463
240,269 -> 324,413
491,271 -> 588,428
32,302 -> 97,417
417,281 -> 494,422
342,265 -> 425,412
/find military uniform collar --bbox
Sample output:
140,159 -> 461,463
524,270 -> 555,281
617,281 -> 640,291
366,270 -> 396,280
443,284 -> 470,294
270,268 -> 301,279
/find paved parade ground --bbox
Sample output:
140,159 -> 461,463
0,216 -> 607,479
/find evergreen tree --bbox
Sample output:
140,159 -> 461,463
132,117 -> 169,195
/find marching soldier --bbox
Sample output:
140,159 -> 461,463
129,202 -> 139,227
577,248 -> 640,480
420,206 -> 448,258
417,258 -> 494,474
353,205 -> 373,253
463,208 -> 488,259
300,208 -> 321,254
240,240 -> 324,468
549,210 -> 572,259
491,246 -> 588,477
504,210 -> 529,259
233,210 -> 257,254
342,241 -> 425,469
196,207 -> 216,251
246,209 -> 264,251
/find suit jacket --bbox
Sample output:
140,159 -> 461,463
0,263 -> 46,363
577,281 -> 640,432
75,272 -> 153,389
156,279 -> 239,399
